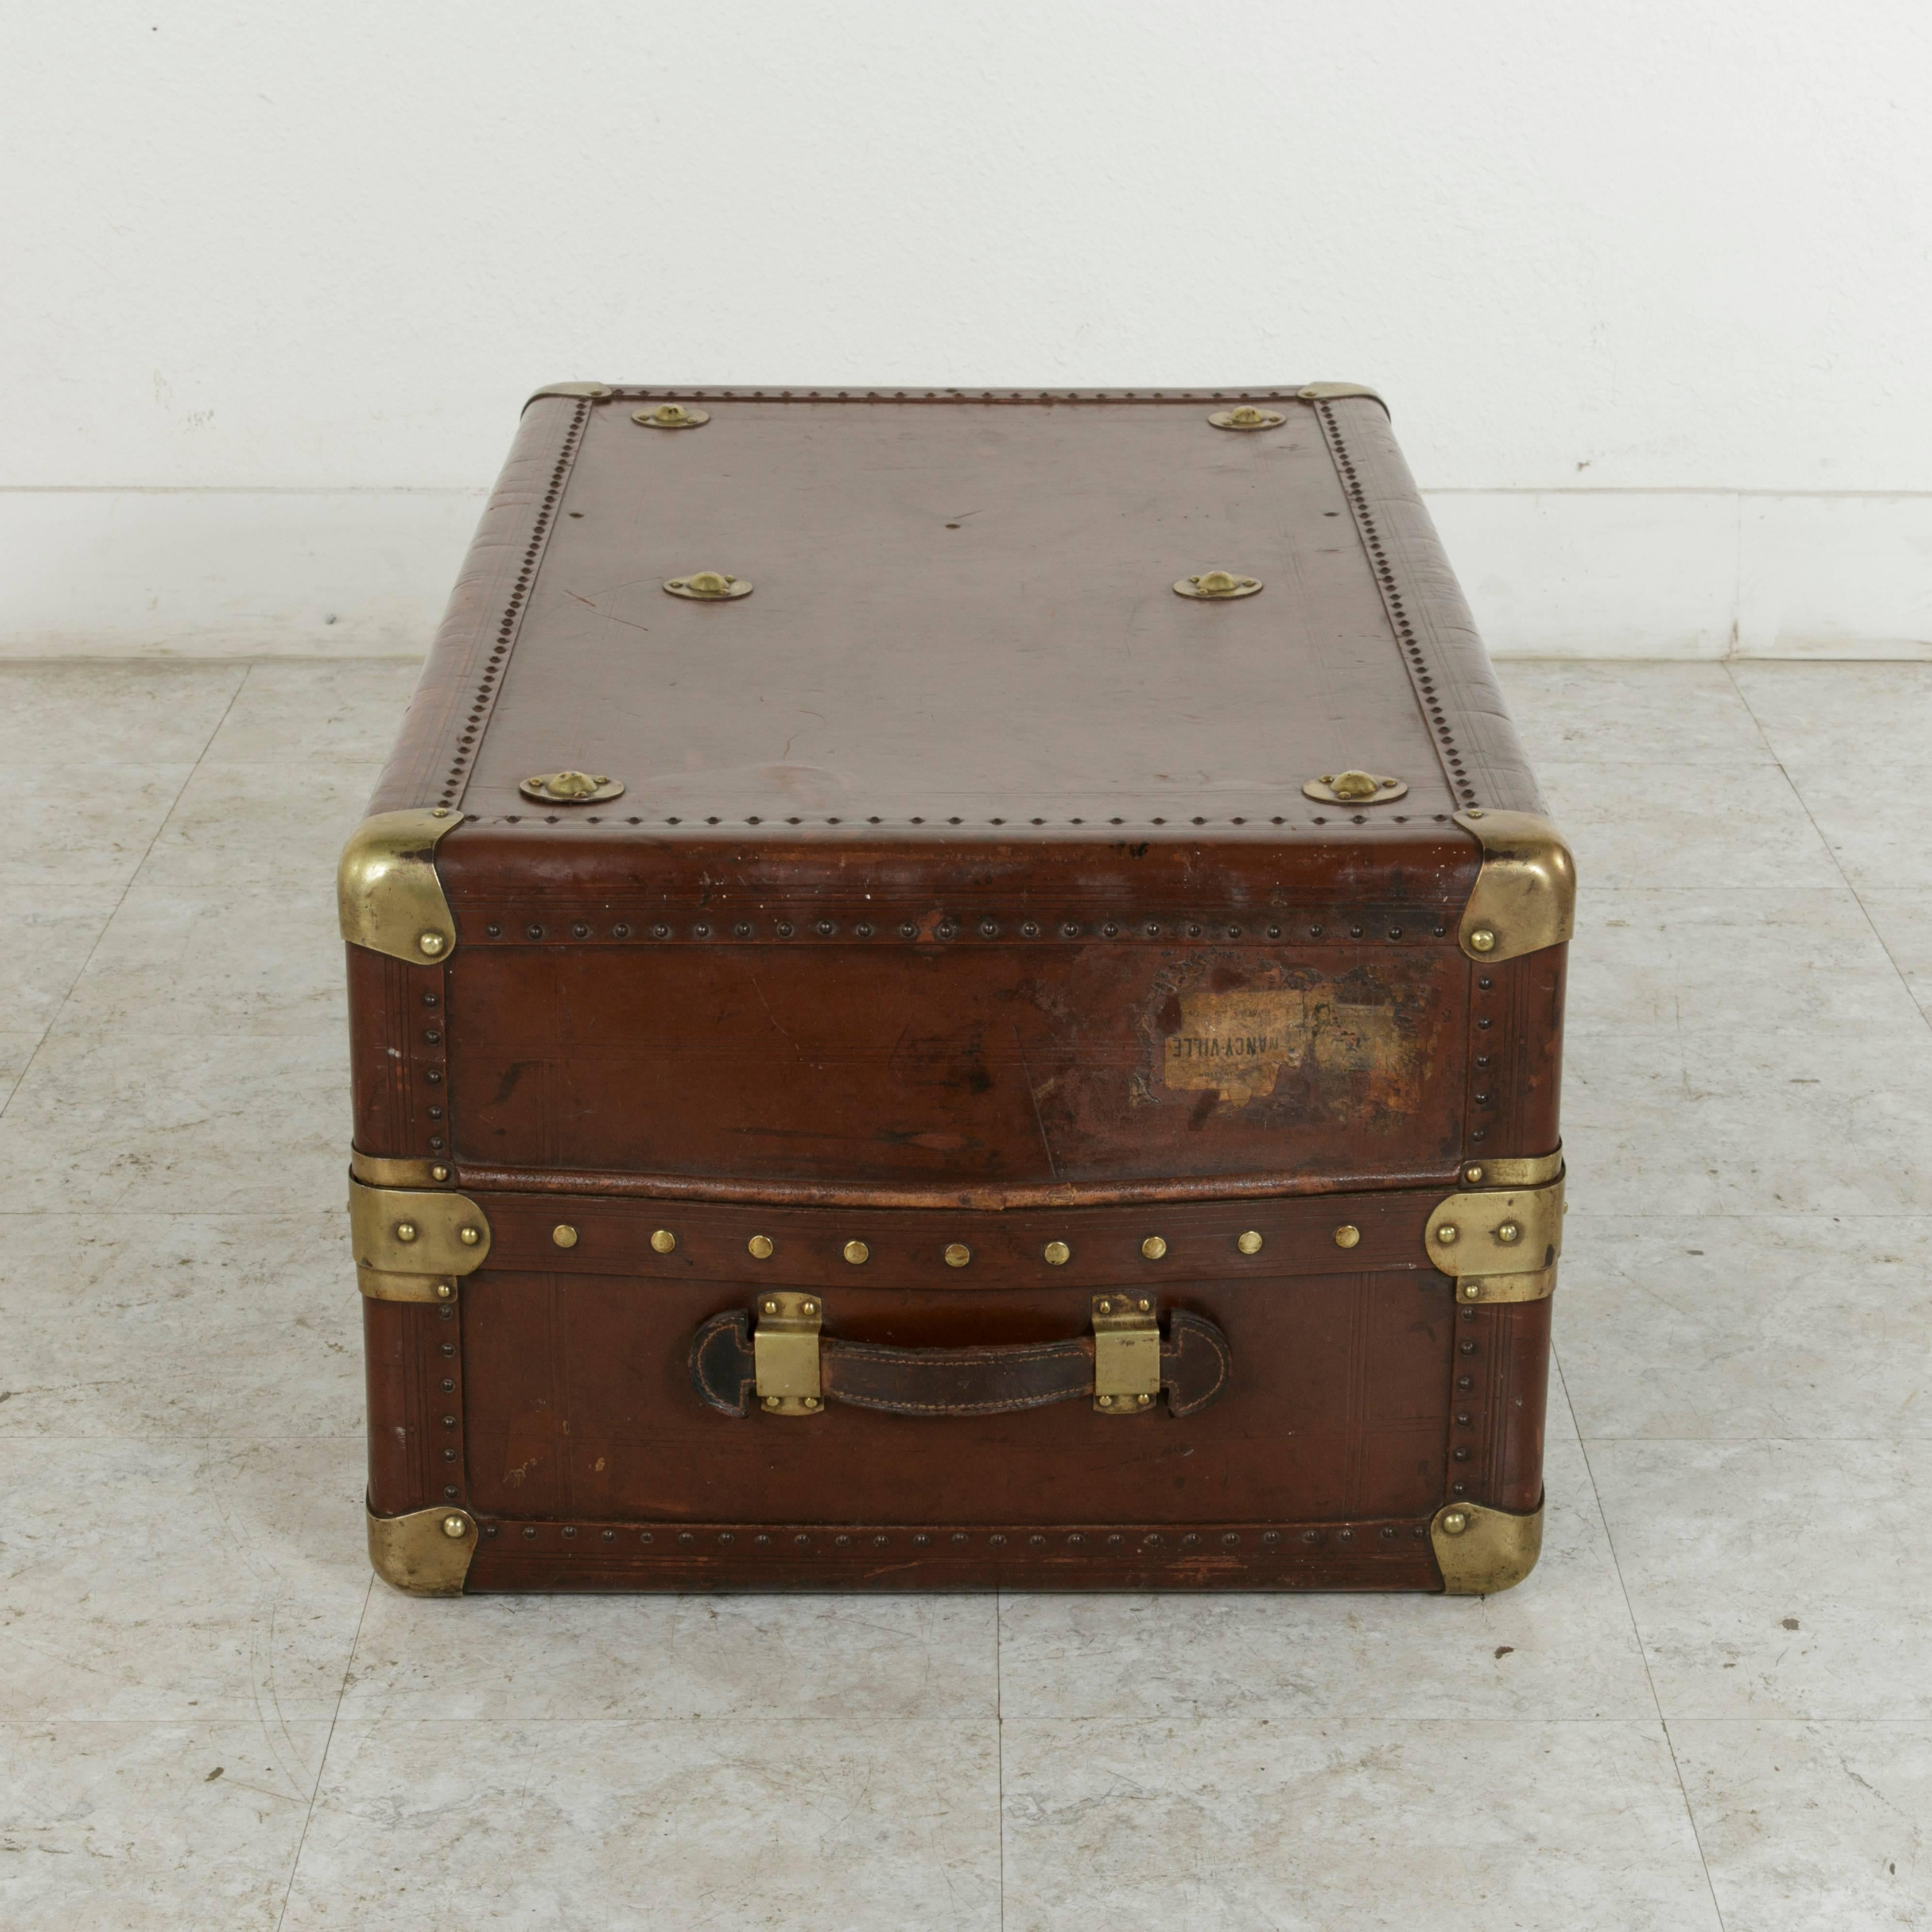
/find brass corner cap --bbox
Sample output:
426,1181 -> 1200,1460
349,1177 -> 492,1300
1453,809 -> 1575,964
525,381 -> 614,407
1432,1497 -> 1544,1595
338,808 -> 463,964
368,1503 -> 476,1596
1425,1173 -> 1564,1280
1297,382 -> 1389,413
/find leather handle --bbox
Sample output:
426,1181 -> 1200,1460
691,1308 -> 1231,1420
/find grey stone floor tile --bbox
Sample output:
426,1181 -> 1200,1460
1564,1025 -> 1932,1218
0,765 -> 195,891
0,1030 -> 348,1215
0,1718 -> 326,1932
1589,1438 -> 1932,1720
1567,886 -> 1921,1037
279,1718 -> 1001,1930
1559,1213 -> 1932,1441
1729,661 -> 1932,766
1673,1720 -> 1932,1932
1538,760 -> 1838,890
1497,660 -> 1775,767
0,1211 -> 361,1441
0,1436 -> 370,1723
996,1423 -> 1655,1723
0,887 -> 124,1036
0,1033 -> 39,1112
136,759 -> 380,896
1778,759 -> 1932,891
0,661 -> 244,765
1860,888 -> 1932,1024
342,1590 -> 998,1723
202,660 -> 424,767
1000,1717 -> 1719,1932
52,885 -> 346,1039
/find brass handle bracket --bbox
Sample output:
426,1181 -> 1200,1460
753,1291 -> 824,1416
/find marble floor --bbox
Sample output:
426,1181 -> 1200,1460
1,657 -> 1930,1929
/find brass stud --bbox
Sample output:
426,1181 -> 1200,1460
1461,1281 -> 1482,1301
763,1394 -> 781,1410
1301,772 -> 1408,805
1137,1298 -> 1151,1312
1043,1240 -> 1071,1266
394,1222 -> 419,1244
1173,569 -> 1263,600
1208,405 -> 1285,431
440,1514 -> 468,1539
1441,1509 -> 1470,1536
417,931 -> 447,958
430,1165 -> 450,1182
1495,1221 -> 1522,1245
762,1299 -> 779,1314
1434,1224 -> 1460,1246
801,1300 -> 818,1316
650,1228 -> 676,1254
1464,1164 -> 1485,1185
1334,1224 -> 1361,1249
802,1396 -> 820,1410
518,771 -> 626,804
1097,1298 -> 1113,1314
1237,1230 -> 1263,1256
458,1226 -> 482,1246
1469,928 -> 1498,954
1098,1394 -> 1114,1408
842,1240 -> 869,1266
633,402 -> 709,429
944,1243 -> 971,1268
435,1281 -> 454,1301
748,1235 -> 774,1260
663,571 -> 752,601
1136,1394 -> 1151,1407
1141,1236 -> 1168,1261
551,1224 -> 579,1249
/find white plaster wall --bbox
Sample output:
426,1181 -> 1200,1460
3,0 -> 1929,655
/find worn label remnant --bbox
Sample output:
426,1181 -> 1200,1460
1161,980 -> 1406,1106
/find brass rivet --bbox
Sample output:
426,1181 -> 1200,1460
435,1281 -> 454,1300
1441,1509 -> 1470,1536
417,931 -> 447,957
664,570 -> 752,600
1209,404 -> 1285,432
430,1164 -> 450,1182
1137,1393 -> 1151,1407
1137,1298 -> 1151,1313
1330,770 -> 1382,801
1043,1240 -> 1071,1266
431,807 -> 450,818
1237,1229 -> 1263,1256
1174,567 -> 1263,600
1469,928 -> 1497,953
458,1226 -> 481,1246
440,1514 -> 467,1539
551,1224 -> 579,1249
842,1240 -> 869,1266
762,1299 -> 779,1314
394,1221 -> 418,1244
801,1300 -> 818,1316
1464,1164 -> 1484,1184
1334,1224 -> 1361,1249
519,771 -> 625,804
1465,807 -> 1486,819
944,1243 -> 971,1268
1495,1221 -> 1522,1244
1434,1224 -> 1460,1245
650,1228 -> 676,1254
1097,1298 -> 1113,1314
748,1235 -> 774,1260
802,1396 -> 820,1410
763,1394 -> 780,1409
1098,1394 -> 1114,1407
1141,1236 -> 1168,1261
1461,1281 -> 1482,1301
634,402 -> 709,429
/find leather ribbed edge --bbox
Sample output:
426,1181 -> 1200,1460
1314,396 -> 1546,818
368,396 -> 592,816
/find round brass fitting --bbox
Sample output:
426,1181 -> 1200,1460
1468,927 -> 1498,953
417,931 -> 448,957
1141,1235 -> 1168,1261
650,1228 -> 677,1254
1208,405 -> 1285,431
1440,1508 -> 1470,1536
843,1240 -> 869,1266
520,771 -> 625,804
944,1242 -> 971,1268
394,1221 -> 419,1244
551,1224 -> 579,1249
440,1514 -> 468,1540
1174,570 -> 1262,600
747,1235 -> 774,1260
1237,1230 -> 1264,1256
663,571 -> 752,600
1043,1240 -> 1071,1267
634,402 -> 709,429
1333,1224 -> 1361,1249
1302,771 -> 1408,805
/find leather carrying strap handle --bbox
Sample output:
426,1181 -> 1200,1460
690,1307 -> 1230,1419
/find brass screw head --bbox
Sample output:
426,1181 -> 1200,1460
551,1224 -> 579,1249
431,1164 -> 450,1182
440,1514 -> 467,1539
1237,1229 -> 1263,1256
435,1281 -> 454,1300
1468,927 -> 1498,953
1141,1236 -> 1168,1261
1464,1164 -> 1484,1185
842,1240 -> 869,1266
762,1299 -> 779,1314
417,931 -> 447,957
458,1226 -> 481,1246
1495,1221 -> 1522,1245
1333,1224 -> 1361,1249
394,1221 -> 419,1243
944,1242 -> 971,1268
1043,1240 -> 1071,1266
650,1228 -> 677,1254
1441,1509 -> 1470,1536
1434,1224 -> 1460,1246
748,1235 -> 774,1260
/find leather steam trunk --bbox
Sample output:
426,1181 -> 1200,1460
341,383 -> 1574,1597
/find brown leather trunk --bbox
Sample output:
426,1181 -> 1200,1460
342,384 -> 1573,1597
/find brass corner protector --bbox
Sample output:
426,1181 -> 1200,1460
349,1178 -> 491,1302
367,1503 -> 476,1596
1432,1497 -> 1544,1595
338,808 -> 464,965
1426,1175 -> 1565,1284
525,382 -> 614,406
1453,809 -> 1576,964
1297,382 -> 1389,412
